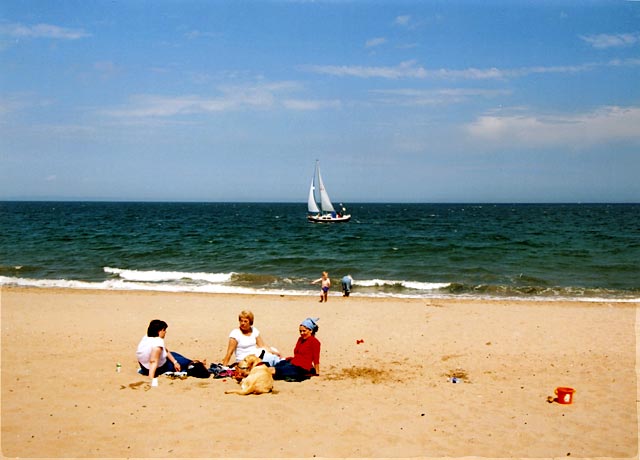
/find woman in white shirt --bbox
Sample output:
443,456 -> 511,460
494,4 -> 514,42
136,319 -> 191,381
221,310 -> 281,367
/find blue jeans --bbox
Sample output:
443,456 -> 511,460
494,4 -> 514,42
139,352 -> 191,377
273,360 -> 313,381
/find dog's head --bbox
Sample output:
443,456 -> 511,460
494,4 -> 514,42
234,354 -> 262,381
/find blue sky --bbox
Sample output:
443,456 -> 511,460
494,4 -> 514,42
1,1 -> 639,203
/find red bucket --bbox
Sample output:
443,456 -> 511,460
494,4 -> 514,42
555,387 -> 576,404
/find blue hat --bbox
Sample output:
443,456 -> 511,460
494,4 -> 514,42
300,317 -> 319,331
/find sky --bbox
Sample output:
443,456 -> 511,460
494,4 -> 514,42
1,0 -> 639,203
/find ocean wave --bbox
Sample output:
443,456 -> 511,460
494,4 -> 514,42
1,272 -> 638,303
354,279 -> 451,291
104,267 -> 233,283
0,275 -> 293,296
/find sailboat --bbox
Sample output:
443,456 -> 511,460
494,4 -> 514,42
307,160 -> 351,223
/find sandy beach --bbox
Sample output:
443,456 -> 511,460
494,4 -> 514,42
1,286 -> 638,458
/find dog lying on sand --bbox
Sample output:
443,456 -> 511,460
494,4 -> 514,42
225,354 -> 274,395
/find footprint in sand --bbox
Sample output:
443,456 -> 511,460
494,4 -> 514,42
127,381 -> 151,391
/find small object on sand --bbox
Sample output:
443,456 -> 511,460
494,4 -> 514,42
151,378 -> 158,387
356,339 -> 364,344
555,387 -> 575,404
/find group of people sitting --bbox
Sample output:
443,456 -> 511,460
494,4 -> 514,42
135,310 -> 321,385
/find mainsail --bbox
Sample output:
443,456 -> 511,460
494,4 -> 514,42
316,165 -> 335,213
308,161 -> 337,214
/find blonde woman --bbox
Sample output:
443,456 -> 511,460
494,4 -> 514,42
221,310 -> 281,367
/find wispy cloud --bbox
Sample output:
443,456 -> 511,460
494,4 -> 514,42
0,22 -> 90,40
103,94 -> 248,118
282,99 -> 341,110
302,58 -> 640,80
580,32 -> 640,49
0,93 -> 54,117
93,61 -> 121,80
101,82 -> 338,119
184,29 -> 220,40
393,15 -> 411,28
371,88 -> 512,106
365,37 -> 387,48
302,60 -> 429,79
467,106 -> 640,148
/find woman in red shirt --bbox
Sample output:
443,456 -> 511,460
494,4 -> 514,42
274,317 -> 321,381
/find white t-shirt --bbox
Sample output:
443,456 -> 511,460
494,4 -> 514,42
229,327 -> 260,362
136,336 -> 167,369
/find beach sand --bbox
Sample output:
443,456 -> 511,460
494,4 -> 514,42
1,286 -> 638,459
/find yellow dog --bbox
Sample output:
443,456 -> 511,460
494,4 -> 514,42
225,354 -> 274,395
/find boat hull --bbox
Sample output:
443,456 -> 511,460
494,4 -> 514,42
307,214 -> 351,223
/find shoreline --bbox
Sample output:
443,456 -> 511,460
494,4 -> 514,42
1,280 -> 638,303
1,286 -> 638,458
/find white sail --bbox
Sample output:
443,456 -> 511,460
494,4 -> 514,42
317,165 -> 335,213
307,175 -> 320,214
307,160 -> 350,223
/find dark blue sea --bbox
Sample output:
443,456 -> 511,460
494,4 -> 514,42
1,202 -> 638,301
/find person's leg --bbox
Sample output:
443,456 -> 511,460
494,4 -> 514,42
138,362 -> 149,375
274,361 -> 309,381
168,352 -> 192,372
153,361 -> 172,376
261,351 -> 282,367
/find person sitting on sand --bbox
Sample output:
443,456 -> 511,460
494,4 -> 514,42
312,271 -> 331,302
274,317 -> 321,382
221,310 -> 282,367
136,319 -> 192,382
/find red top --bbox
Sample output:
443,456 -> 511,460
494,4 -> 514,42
289,335 -> 321,371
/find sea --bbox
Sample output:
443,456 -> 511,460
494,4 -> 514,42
1,201 -> 638,302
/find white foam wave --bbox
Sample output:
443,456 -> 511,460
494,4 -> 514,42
0,275 -> 303,296
355,278 -> 451,290
2,276 -> 637,303
104,267 -> 233,283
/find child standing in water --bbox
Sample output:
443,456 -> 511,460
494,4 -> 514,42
312,271 -> 331,302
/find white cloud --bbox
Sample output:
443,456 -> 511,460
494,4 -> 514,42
103,94 -> 235,118
302,58 -> 640,80
371,88 -> 512,106
282,99 -> 341,110
101,81 -> 338,118
0,93 -> 54,117
466,106 -> 640,148
93,61 -> 121,80
0,22 -> 90,40
184,29 -> 219,40
303,60 -> 509,79
302,60 -> 428,79
365,37 -> 387,48
393,15 -> 411,27
580,32 -> 640,49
